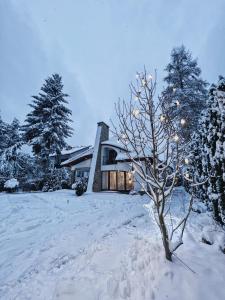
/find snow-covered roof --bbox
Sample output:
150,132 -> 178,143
101,137 -> 127,151
61,146 -> 88,156
116,149 -> 153,161
61,146 -> 94,166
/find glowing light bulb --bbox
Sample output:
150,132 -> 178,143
142,79 -> 147,86
185,172 -> 190,178
160,115 -> 166,122
148,74 -> 153,81
181,118 -> 186,125
173,88 -> 177,92
132,109 -> 140,117
184,158 -> 189,164
176,100 -> 180,106
173,134 -> 179,142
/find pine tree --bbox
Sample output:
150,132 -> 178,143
162,45 -> 208,142
189,77 -> 225,224
23,74 -> 73,172
8,118 -> 21,146
0,114 -> 9,152
0,118 -> 23,178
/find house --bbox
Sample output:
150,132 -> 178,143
61,122 -> 143,192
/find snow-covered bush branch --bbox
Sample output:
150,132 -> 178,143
112,69 -> 198,261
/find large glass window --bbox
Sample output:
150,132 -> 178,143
126,172 -> 134,190
101,171 -> 133,191
109,171 -> 117,190
103,148 -> 117,165
118,171 -> 125,190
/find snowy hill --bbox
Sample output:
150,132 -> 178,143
0,189 -> 224,299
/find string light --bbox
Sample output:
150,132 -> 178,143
132,108 -> 140,117
173,88 -> 176,92
148,74 -> 153,81
175,100 -> 180,106
160,114 -> 166,122
184,158 -> 189,164
142,79 -> 147,86
185,172 -> 190,179
173,134 -> 179,142
180,118 -> 186,125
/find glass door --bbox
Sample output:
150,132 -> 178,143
109,171 -> 117,190
118,171 -> 125,191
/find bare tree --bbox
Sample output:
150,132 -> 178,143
112,69 -> 197,261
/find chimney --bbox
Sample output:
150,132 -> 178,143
87,122 -> 109,192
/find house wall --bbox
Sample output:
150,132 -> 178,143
101,162 -> 131,172
100,145 -> 144,191
71,159 -> 92,170
133,173 -> 143,191
67,128 -> 149,192
101,145 -> 128,170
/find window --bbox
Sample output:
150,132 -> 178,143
76,170 -> 84,178
118,171 -> 125,190
101,171 -> 133,191
103,148 -> 117,165
76,169 -> 90,179
126,172 -> 134,190
109,171 -> 117,190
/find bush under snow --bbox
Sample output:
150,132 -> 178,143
4,178 -> 19,192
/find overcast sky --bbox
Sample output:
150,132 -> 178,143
1,0 -> 225,146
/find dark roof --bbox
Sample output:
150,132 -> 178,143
61,147 -> 93,167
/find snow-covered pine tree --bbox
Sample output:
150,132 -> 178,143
162,45 -> 208,143
189,77 -> 225,224
0,118 -> 23,178
23,74 -> 73,172
0,114 -> 10,152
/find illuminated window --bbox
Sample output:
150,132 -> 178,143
109,171 -> 117,190
118,171 -> 125,190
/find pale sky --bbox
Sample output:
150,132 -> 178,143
1,0 -> 225,146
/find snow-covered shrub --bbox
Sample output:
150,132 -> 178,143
189,76 -> 225,225
192,201 -> 207,214
0,179 -> 5,192
61,180 -> 70,189
73,178 -> 87,196
4,178 -> 19,193
22,181 -> 39,192
42,168 -> 70,192
201,225 -> 225,254
71,182 -> 77,190
42,176 -> 61,192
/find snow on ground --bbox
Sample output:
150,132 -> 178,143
0,188 -> 224,300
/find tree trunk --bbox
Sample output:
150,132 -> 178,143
159,214 -> 172,261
